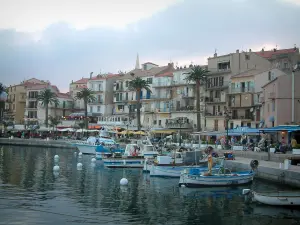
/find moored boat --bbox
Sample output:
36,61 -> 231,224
242,189 -> 300,206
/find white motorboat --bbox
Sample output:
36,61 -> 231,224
103,141 -> 158,168
242,189 -> 300,206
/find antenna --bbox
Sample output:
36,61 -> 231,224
214,49 -> 217,54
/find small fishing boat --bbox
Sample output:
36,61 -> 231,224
242,189 -> 300,206
178,157 -> 257,187
103,141 -> 158,168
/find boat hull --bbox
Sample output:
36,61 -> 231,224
103,158 -> 145,168
253,192 -> 300,206
76,144 -> 96,154
179,171 -> 254,187
150,165 -> 220,178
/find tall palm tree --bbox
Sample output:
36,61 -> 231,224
129,77 -> 151,130
184,66 -> 209,131
75,88 -> 96,129
37,89 -> 59,127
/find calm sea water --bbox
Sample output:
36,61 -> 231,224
0,145 -> 299,225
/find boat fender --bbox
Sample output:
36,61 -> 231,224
250,160 -> 259,170
242,189 -> 251,195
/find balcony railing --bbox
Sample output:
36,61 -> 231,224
140,94 -> 171,100
206,81 -> 230,90
205,97 -> 225,103
268,92 -> 276,99
114,86 -> 125,92
165,122 -> 193,129
207,68 -> 231,74
152,82 -> 172,87
89,100 -> 104,105
231,115 -> 253,120
229,86 -> 254,94
171,106 -> 194,112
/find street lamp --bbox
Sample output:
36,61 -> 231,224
177,118 -> 184,146
224,110 -> 232,149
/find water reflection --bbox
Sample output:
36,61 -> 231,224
0,145 -> 299,225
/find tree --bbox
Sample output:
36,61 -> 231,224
75,88 -> 96,129
128,77 -> 151,130
0,83 -> 6,121
37,89 -> 59,127
49,116 -> 61,131
184,66 -> 209,131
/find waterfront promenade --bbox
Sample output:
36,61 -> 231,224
0,137 -> 76,149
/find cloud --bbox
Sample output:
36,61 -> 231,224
0,0 -> 299,92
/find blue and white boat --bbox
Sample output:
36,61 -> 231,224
179,169 -> 254,187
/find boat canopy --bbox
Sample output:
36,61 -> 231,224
260,125 -> 300,133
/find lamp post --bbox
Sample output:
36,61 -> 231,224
224,110 -> 232,149
177,118 -> 184,146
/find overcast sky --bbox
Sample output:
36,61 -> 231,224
0,0 -> 299,92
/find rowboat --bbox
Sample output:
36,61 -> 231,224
179,170 -> 254,187
242,189 -> 300,206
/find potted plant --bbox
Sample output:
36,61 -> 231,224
292,144 -> 300,155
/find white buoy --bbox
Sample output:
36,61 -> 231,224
74,152 -> 77,155
77,163 -> 83,170
91,158 -> 96,163
54,155 -> 59,161
53,165 -> 60,171
78,152 -> 82,157
180,184 -> 186,188
120,178 -> 128,186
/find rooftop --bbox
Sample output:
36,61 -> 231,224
90,74 -> 119,81
231,69 -> 264,78
255,47 -> 299,59
73,78 -> 89,84
155,71 -> 173,78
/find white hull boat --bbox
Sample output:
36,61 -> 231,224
151,165 -> 219,178
243,189 -> 300,206
179,170 -> 254,187
76,143 -> 96,154
103,158 -> 144,168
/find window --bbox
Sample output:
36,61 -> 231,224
245,55 -> 250,60
268,71 -> 271,81
153,120 -> 157,125
146,78 -> 153,84
125,81 -> 129,87
28,111 -> 37,118
13,104 -> 15,110
90,106 -> 93,113
284,63 -> 288,69
272,100 -> 275,112
126,92 -> 128,100
267,103 -> 270,112
98,84 -> 102,91
159,120 -> 162,126
97,106 -> 101,112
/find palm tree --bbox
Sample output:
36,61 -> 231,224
128,77 -> 151,130
184,66 -> 209,131
75,88 -> 96,129
36,89 -> 59,127
49,116 -> 61,131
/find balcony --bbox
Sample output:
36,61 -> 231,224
155,107 -> 171,113
171,106 -> 195,112
165,122 -> 193,129
206,81 -> 230,90
229,87 -> 254,94
231,115 -> 253,120
208,68 -> 231,74
268,92 -> 276,99
205,97 -> 226,104
143,106 -> 155,112
204,112 -> 225,117
114,86 -> 125,92
89,100 -> 104,105
141,94 -> 171,100
25,107 -> 38,110
181,92 -> 195,98
152,81 -> 172,88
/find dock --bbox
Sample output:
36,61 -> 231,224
0,138 -> 77,149
224,156 -> 300,188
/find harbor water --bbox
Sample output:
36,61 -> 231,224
0,145 -> 299,225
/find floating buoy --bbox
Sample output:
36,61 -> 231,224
91,158 -> 96,163
53,165 -> 60,171
74,152 -> 77,155
180,184 -> 186,188
54,155 -> 59,161
77,163 -> 83,170
120,178 -> 128,186
78,152 -> 83,157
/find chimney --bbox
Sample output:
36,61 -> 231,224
273,48 -> 277,52
249,49 -> 252,52
168,62 -> 174,68
236,49 -> 239,53
214,53 -> 217,57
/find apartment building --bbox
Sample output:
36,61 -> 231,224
98,61 -> 174,128
69,77 -> 88,110
25,83 -> 73,126
87,73 -> 118,117
5,78 -> 46,124
202,48 -> 274,131
262,71 -> 300,127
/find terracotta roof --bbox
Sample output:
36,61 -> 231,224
155,71 -> 173,77
255,48 -> 298,59
74,78 -> 89,84
57,93 -> 72,99
90,74 -> 119,80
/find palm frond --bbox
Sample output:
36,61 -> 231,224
75,88 -> 96,103
184,65 -> 210,85
128,77 -> 152,93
